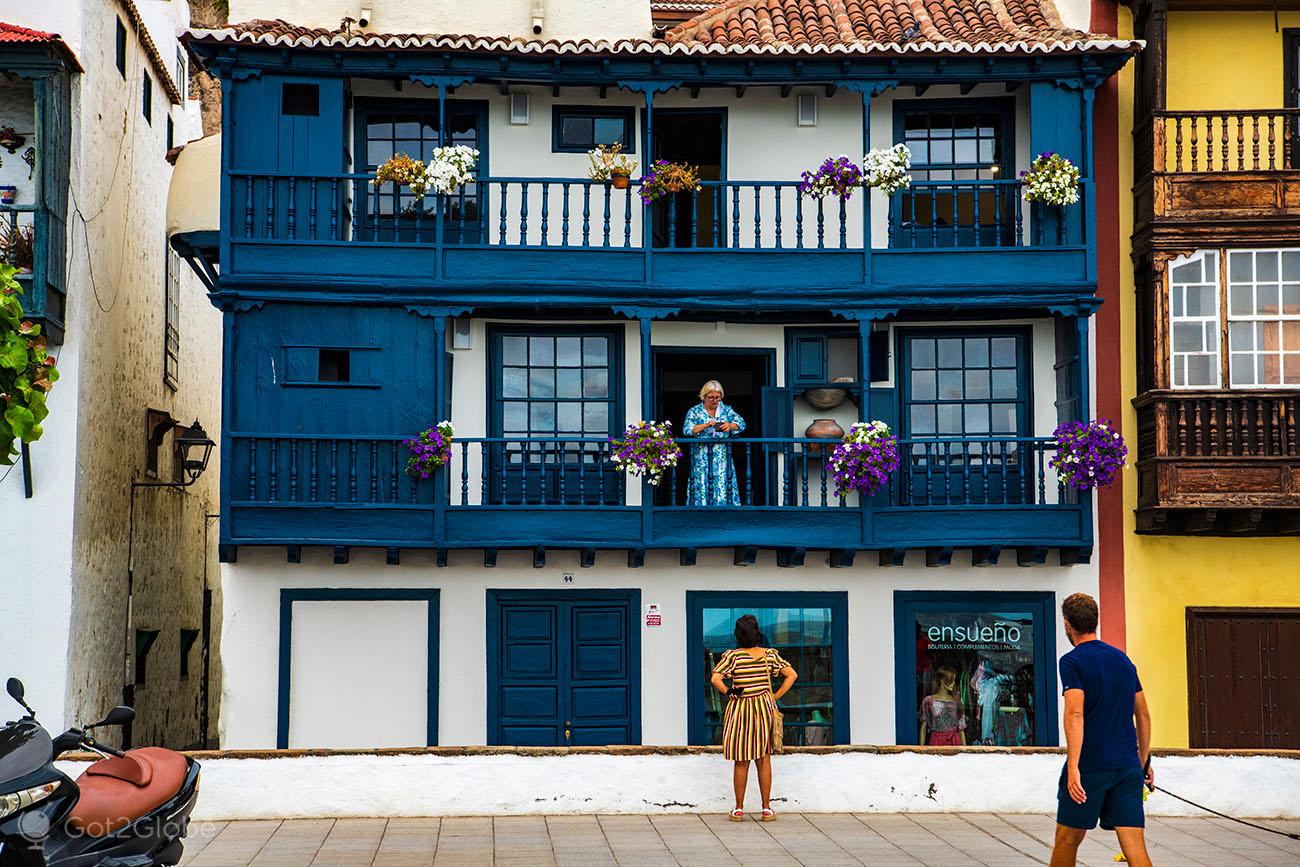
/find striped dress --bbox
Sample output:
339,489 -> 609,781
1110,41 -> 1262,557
713,647 -> 792,761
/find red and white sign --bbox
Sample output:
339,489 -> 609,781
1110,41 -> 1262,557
644,603 -> 662,628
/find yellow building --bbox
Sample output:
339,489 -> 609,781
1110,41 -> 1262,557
1122,2 -> 1300,749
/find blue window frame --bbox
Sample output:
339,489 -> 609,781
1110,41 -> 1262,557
277,589 -> 440,748
892,99 -> 1015,248
488,325 -> 624,504
686,591 -> 849,747
352,97 -> 488,243
894,591 -> 1057,747
552,105 -> 636,153
897,327 -> 1033,505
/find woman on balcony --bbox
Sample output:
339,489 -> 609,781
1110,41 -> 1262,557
684,380 -> 746,506
710,614 -> 798,822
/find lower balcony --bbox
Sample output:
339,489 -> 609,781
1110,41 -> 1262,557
221,434 -> 1092,565
1134,390 -> 1300,534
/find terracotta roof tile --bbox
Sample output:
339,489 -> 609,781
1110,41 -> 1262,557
188,8 -> 1139,56
664,0 -> 1118,52
117,0 -> 183,104
0,20 -> 83,69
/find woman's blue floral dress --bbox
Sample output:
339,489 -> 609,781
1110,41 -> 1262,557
683,402 -> 746,505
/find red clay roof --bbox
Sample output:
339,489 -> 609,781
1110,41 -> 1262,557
0,21 -> 84,70
664,0 -> 1107,51
189,6 -> 1138,56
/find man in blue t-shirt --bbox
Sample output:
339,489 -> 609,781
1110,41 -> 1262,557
1050,593 -> 1154,867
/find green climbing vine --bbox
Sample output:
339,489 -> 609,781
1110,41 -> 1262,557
1,263 -> 58,464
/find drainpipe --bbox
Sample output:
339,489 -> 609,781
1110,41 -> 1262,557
531,0 -> 545,35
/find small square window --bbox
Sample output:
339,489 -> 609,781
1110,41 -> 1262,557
552,106 -> 635,153
282,83 -> 320,117
115,18 -> 127,78
318,349 -> 351,382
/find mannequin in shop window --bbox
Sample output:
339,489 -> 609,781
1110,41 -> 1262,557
918,665 -> 966,746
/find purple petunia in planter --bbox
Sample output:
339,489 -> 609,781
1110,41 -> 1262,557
828,421 -> 901,498
1049,418 -> 1127,490
799,155 -> 865,200
610,420 -> 682,486
405,421 -> 455,479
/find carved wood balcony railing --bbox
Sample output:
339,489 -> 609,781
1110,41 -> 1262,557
1134,391 -> 1300,525
1136,109 -> 1300,243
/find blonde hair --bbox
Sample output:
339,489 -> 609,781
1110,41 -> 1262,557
699,380 -> 725,400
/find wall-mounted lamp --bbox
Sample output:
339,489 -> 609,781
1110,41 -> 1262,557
510,92 -> 530,125
531,0 -> 546,35
358,4 -> 372,27
452,317 -> 474,349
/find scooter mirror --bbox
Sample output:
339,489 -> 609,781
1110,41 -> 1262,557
88,706 -> 135,729
5,678 -> 23,703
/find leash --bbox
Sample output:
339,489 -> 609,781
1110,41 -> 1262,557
1143,759 -> 1300,841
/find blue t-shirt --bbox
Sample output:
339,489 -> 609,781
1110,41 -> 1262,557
1059,639 -> 1143,771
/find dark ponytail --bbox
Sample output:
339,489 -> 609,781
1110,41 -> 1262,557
734,614 -> 764,648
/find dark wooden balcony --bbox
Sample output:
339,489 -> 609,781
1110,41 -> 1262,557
1135,109 -> 1300,250
1134,390 -> 1300,534
1,203 -> 66,342
222,172 -> 1094,308
220,434 -> 1092,563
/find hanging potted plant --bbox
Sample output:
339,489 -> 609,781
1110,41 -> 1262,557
426,145 -> 479,195
638,160 -> 701,204
588,143 -> 638,190
404,421 -> 455,479
798,155 -> 864,200
1049,418 -> 1127,490
863,144 -> 913,196
610,420 -> 682,487
1020,151 -> 1080,206
372,152 -> 431,199
828,421 -> 901,498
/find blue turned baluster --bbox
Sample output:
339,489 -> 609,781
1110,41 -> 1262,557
289,439 -> 298,501
622,187 -> 631,247
265,179 -> 275,239
244,177 -> 254,238
329,179 -> 338,241
540,182 -> 550,247
561,183 -> 570,247
287,177 -> 296,239
309,441 -> 318,501
499,183 -> 508,245
774,187 -> 782,249
753,185 -> 761,247
838,196 -> 847,249
391,442 -> 400,504
796,195 -> 805,249
668,194 -> 677,248
689,190 -> 697,248
329,441 -> 338,501
581,184 -> 591,246
520,182 -> 529,245
731,186 -> 741,247
816,198 -> 825,249
308,179 -> 317,239
369,441 -> 379,502
268,439 -> 278,501
248,439 -> 257,500
348,441 -> 358,502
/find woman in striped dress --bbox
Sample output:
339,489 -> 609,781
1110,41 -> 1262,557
710,614 -> 798,822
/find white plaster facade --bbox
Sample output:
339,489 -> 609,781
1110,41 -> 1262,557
0,0 -> 223,748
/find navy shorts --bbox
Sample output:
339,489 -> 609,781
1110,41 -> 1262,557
1056,764 -> 1146,831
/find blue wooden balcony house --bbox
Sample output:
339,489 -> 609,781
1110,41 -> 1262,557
180,2 -> 1138,567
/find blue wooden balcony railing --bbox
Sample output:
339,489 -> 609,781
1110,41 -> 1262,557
224,433 -> 1088,552
1,203 -> 65,340
227,172 -> 1084,251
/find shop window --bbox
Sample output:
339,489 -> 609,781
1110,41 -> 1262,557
552,106 -> 636,153
894,591 -> 1057,746
687,591 -> 849,747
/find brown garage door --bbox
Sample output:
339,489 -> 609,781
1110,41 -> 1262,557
1187,609 -> 1300,749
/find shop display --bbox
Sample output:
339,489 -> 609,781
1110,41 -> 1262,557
912,610 -> 1038,746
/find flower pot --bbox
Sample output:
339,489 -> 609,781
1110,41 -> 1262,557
0,186 -> 15,205
665,180 -> 683,193
803,376 -> 855,410
611,173 -> 630,190
804,418 -> 845,454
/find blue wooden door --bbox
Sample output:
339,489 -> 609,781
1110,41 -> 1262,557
490,592 -> 640,746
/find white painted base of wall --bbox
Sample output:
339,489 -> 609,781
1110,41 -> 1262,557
56,752 -> 1300,820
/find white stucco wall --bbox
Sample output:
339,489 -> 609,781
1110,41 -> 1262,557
219,546 -> 1099,749
0,0 -> 224,748
58,751 -> 1300,819
229,0 -> 653,41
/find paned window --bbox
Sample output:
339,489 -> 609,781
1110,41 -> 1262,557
1169,251 -> 1221,388
355,99 -> 484,242
175,48 -> 187,103
895,592 -> 1057,747
163,244 -> 180,390
894,100 -> 1013,248
687,592 -> 848,747
1227,250 -> 1300,387
552,106 -> 636,153
490,328 -> 622,504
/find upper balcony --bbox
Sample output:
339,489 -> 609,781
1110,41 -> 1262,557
0,27 -> 75,342
1134,108 -> 1300,253
182,9 -> 1138,313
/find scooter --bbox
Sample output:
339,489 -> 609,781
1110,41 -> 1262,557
0,677 -> 200,866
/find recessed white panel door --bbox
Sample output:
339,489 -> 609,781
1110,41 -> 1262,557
287,600 -> 429,748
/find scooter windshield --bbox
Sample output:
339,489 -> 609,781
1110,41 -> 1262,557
0,721 -> 53,785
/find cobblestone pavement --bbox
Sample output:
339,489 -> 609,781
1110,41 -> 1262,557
176,813 -> 1300,866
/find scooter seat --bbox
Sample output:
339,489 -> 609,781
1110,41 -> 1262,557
67,747 -> 188,836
